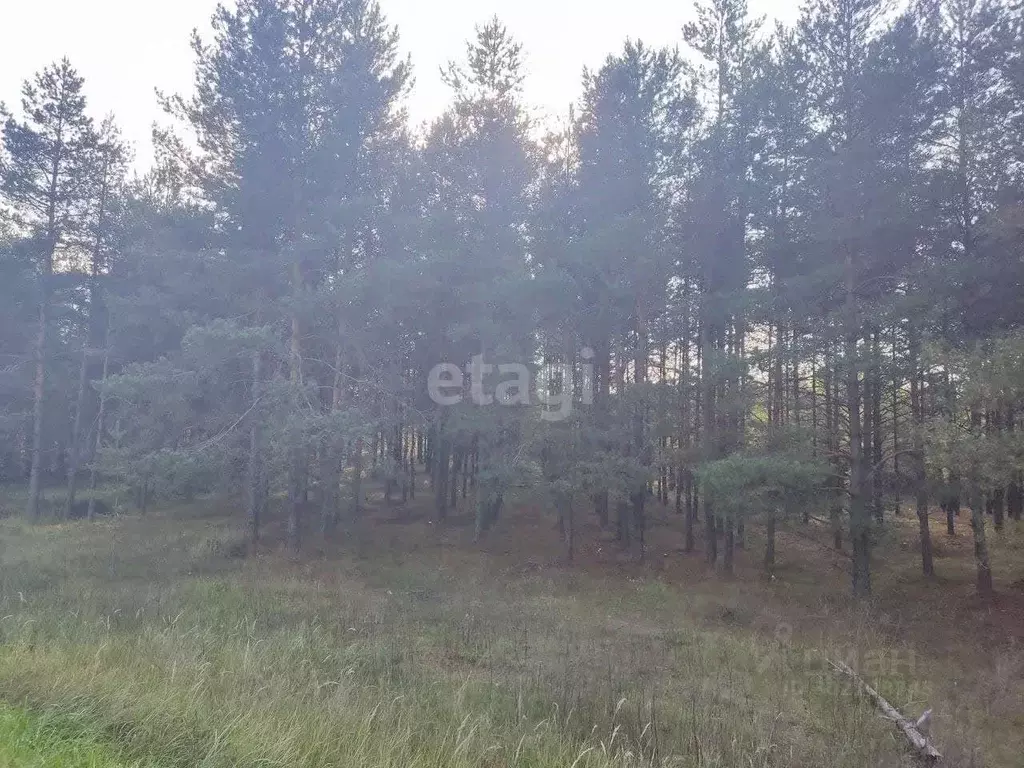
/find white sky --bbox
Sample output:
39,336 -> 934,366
0,0 -> 796,170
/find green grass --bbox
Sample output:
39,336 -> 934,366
0,703 -> 154,767
0,496 -> 1017,766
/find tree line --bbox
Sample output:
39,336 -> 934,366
1,0 -> 1023,598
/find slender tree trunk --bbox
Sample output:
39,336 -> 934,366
286,454 -> 302,550
566,497 -> 574,563
701,316 -> 717,565
792,326 -> 801,426
26,125 -> 66,521
967,406 -> 994,595
424,425 -> 434,480
67,151 -> 113,520
449,447 -> 460,511
323,341 -> 346,532
286,255 -> 304,550
247,352 -> 263,543
403,436 -> 411,501
909,328 -> 933,577
631,319 -> 649,559
678,297 -> 691,528
772,319 -> 784,426
765,509 -> 776,574
846,252 -> 870,598
617,497 -> 631,547
871,330 -> 884,525
65,340 -> 91,519
722,514 -> 734,575
825,348 -> 843,550
811,356 -> 818,454
674,465 -> 683,515
892,325 -> 901,516
685,475 -> 697,553
593,337 -> 610,527
351,436 -> 364,518
87,324 -> 111,520
26,295 -> 49,519
1008,475 -> 1022,522
969,484 -> 994,596
1008,408 -> 1021,522
434,416 -> 449,521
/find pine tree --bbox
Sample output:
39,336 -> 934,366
419,17 -> 537,535
161,0 -> 410,547
683,0 -> 764,569
65,117 -> 129,518
1,59 -> 97,518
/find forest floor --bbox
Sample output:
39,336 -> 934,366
0,482 -> 1021,767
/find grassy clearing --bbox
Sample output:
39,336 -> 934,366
0,497 -> 1019,767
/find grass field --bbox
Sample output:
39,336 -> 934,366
0,490 -> 1020,767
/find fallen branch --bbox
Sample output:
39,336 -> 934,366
829,659 -> 942,762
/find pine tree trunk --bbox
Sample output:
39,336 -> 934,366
86,323 -> 111,520
424,425 -> 434,479
705,505 -> 717,565
1008,476 -> 1022,522
287,256 -> 304,550
246,352 -> 262,544
871,331 -> 884,525
846,251 -> 870,598
917,485 -> 934,578
67,154 -> 113,521
969,486 -> 994,596
322,341 -> 346,531
351,436 -> 364,518
449,448 -> 460,511
892,325 -> 901,516
593,337 -> 610,527
434,419 -> 449,521
65,340 -> 91,519
992,486 -> 1005,532
138,479 -> 149,515
825,349 -> 843,550
772,320 -> 784,426
765,509 -> 776,574
674,465 -> 683,515
792,326 -> 801,426
287,459 -> 302,551
403,442 -> 411,501
723,515 -> 734,575
909,327 -> 933,577
632,319 -> 648,559
701,314 -> 717,565
617,497 -> 631,547
26,296 -> 48,519
811,357 -> 818,454
686,476 -> 697,553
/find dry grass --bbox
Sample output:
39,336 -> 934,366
0,489 -> 1020,767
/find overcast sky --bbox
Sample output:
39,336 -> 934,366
1,0 -> 797,170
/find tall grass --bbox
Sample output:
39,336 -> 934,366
0,500 -> 1009,766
